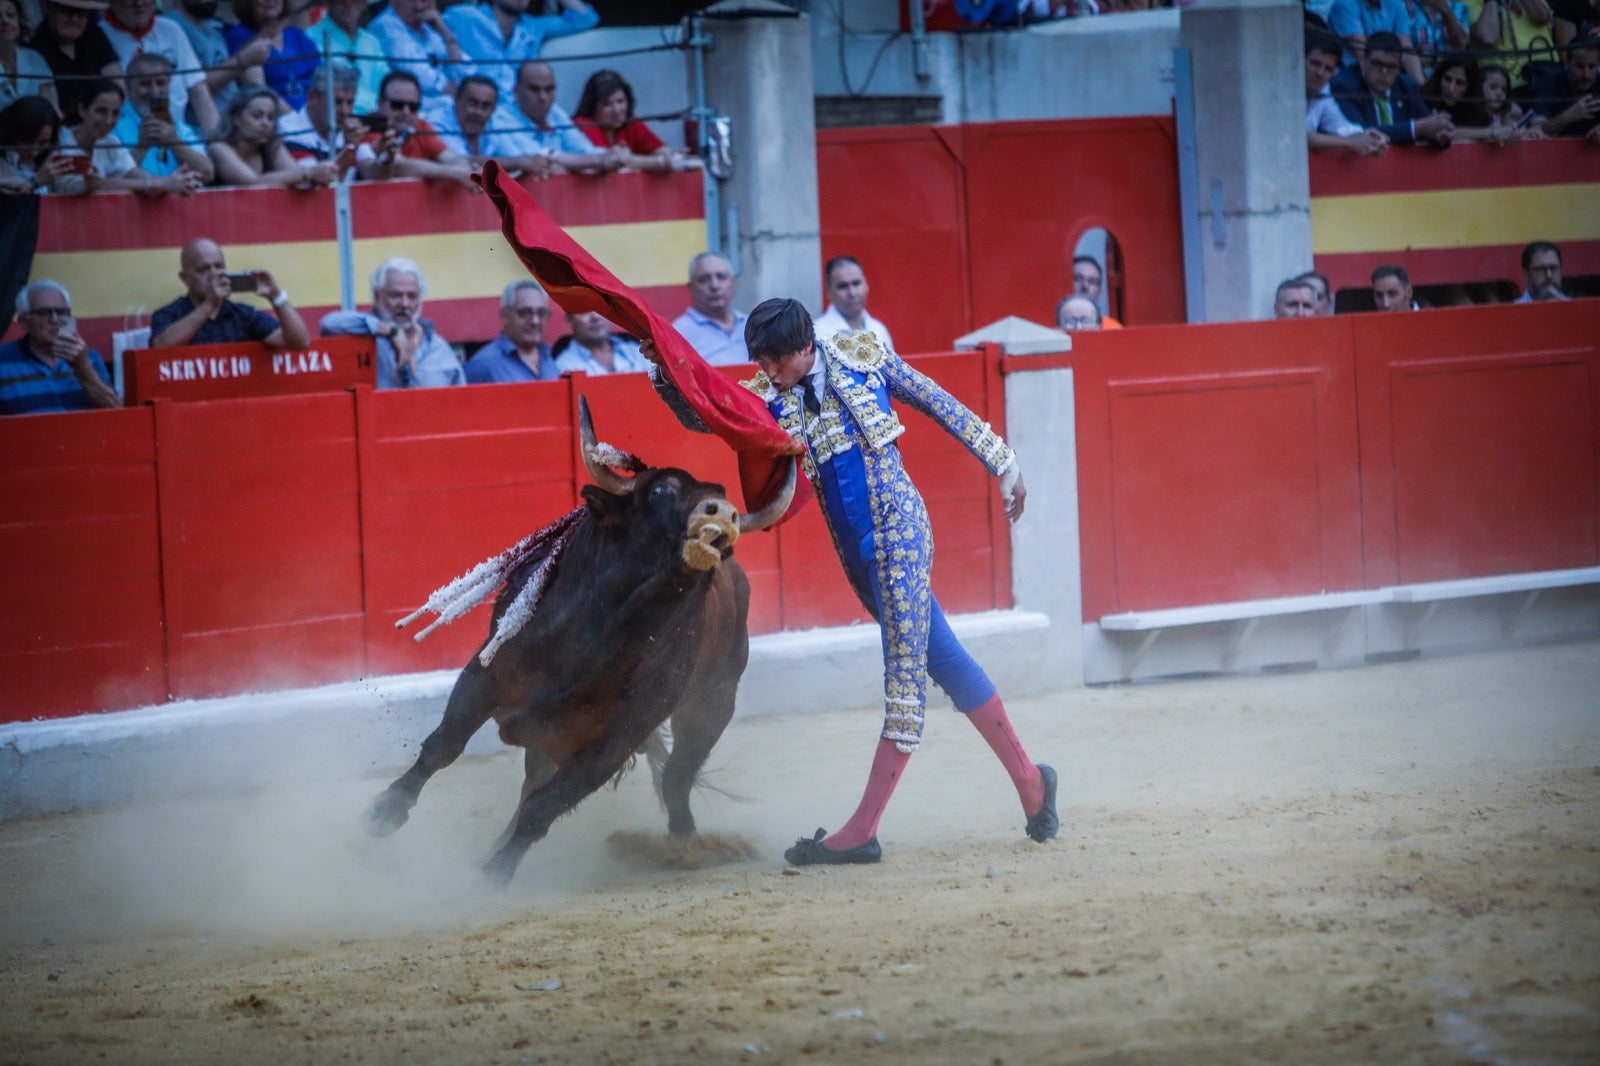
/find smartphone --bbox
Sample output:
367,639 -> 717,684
359,112 -> 388,133
149,95 -> 171,120
225,272 -> 258,293
65,155 -> 91,176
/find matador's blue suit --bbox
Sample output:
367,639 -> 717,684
659,330 -> 1015,753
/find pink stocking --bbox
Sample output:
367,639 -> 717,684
966,693 -> 1045,814
825,737 -> 911,850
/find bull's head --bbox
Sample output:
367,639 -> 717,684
579,397 -> 797,571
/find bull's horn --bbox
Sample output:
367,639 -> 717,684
578,396 -> 638,495
738,457 -> 798,534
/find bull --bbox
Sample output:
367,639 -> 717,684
365,398 -> 796,887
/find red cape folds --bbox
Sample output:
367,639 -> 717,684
476,162 -> 805,514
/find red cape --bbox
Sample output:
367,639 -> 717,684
476,162 -> 804,513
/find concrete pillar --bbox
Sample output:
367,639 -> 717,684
1180,0 -> 1313,322
701,3 -> 823,314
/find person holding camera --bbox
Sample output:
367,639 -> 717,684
0,280 -> 120,416
149,237 -> 310,349
111,52 -> 213,188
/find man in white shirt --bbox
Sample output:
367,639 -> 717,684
367,0 -> 470,117
1304,34 -> 1388,155
812,255 -> 895,351
100,0 -> 219,135
277,61 -> 365,183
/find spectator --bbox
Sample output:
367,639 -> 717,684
572,68 -> 697,173
1420,53 -> 1510,140
111,52 -> 213,187
431,74 -> 521,164
464,279 -> 560,383
1468,0 -> 1553,84
671,251 -> 749,366
309,0 -> 384,114
1328,0 -> 1427,85
208,86 -> 317,187
56,76 -> 181,193
1305,32 -> 1389,154
442,0 -> 596,103
1,0 -> 57,110
150,236 -> 310,348
1272,277 -> 1318,318
1071,254 -> 1124,328
1552,0 -> 1597,45
1517,240 -> 1569,301
321,256 -> 466,389
99,0 -> 219,136
552,309 -> 648,374
225,0 -> 319,112
27,0 -> 117,124
814,255 -> 896,350
1481,62 -> 1540,133
1332,31 -> 1454,145
367,0 -> 468,117
356,69 -> 475,190
500,58 -> 618,177
1528,34 -> 1600,139
1371,263 -> 1420,310
1406,0 -> 1471,76
277,60 -> 361,182
1055,293 -> 1102,331
169,0 -> 267,125
1297,270 -> 1336,315
0,279 -> 119,414
0,92 -> 73,191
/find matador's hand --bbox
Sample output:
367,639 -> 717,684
1000,462 -> 1026,524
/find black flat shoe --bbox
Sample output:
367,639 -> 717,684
784,828 -> 882,866
1025,764 -> 1059,843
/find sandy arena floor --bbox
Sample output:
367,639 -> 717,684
2,640 -> 1598,1065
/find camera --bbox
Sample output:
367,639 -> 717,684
359,113 -> 388,133
224,272 -> 258,293
149,95 -> 171,120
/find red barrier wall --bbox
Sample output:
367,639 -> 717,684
1,353 -> 1010,722
1067,300 -> 1600,621
817,117 -> 1185,355
0,408 -> 166,717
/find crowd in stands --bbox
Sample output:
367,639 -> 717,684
1304,0 -> 1600,153
0,0 -> 708,195
1269,239 -> 1573,320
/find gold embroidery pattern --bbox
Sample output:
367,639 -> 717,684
739,334 -> 1014,753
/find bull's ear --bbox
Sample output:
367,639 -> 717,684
580,483 -> 629,522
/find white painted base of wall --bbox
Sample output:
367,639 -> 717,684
1082,590 -> 1600,684
0,610 -> 1054,823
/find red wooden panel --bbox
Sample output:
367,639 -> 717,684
0,407 -> 166,720
961,118 -> 1184,333
1352,301 -> 1600,585
170,616 -> 369,700
155,394 -> 365,698
817,126 -> 971,357
1074,317 -> 1364,618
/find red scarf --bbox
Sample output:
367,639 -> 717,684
104,9 -> 157,42
476,161 -> 805,514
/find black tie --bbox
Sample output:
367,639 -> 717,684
799,379 -> 822,417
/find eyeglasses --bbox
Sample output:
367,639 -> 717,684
383,98 -> 420,112
1059,316 -> 1098,329
23,307 -> 72,319
1367,59 -> 1400,72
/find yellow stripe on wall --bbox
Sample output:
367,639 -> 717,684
33,219 -> 705,321
1310,183 -> 1600,255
